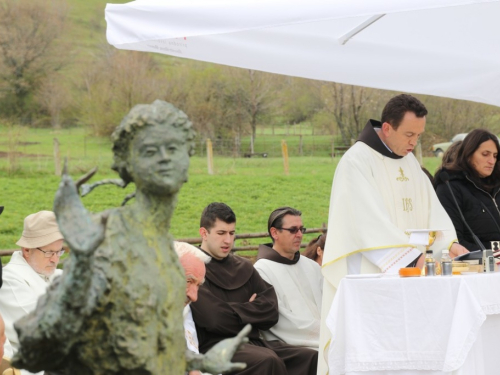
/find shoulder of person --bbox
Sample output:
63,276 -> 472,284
253,258 -> 278,274
299,255 -> 321,269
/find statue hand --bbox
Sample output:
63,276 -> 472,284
201,324 -> 251,374
54,160 -> 107,255
75,166 -> 98,196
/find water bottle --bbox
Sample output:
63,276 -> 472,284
425,250 -> 435,276
441,249 -> 452,276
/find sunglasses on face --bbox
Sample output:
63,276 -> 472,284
278,227 -> 307,235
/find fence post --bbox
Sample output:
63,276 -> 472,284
53,138 -> 61,176
299,135 -> 303,156
206,138 -> 214,175
281,139 -> 289,175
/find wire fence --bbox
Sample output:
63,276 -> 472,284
0,134 -> 349,173
196,135 -> 346,158
0,226 -> 327,264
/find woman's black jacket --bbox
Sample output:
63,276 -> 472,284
435,168 -> 500,251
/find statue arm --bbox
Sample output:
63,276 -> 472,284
185,324 -> 250,374
12,166 -> 108,371
52,163 -> 108,312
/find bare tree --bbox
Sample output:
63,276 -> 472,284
79,47 -> 170,136
36,73 -> 71,129
280,77 -> 323,133
320,83 -> 372,145
0,0 -> 69,119
224,68 -> 282,153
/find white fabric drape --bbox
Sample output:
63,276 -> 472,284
106,0 -> 500,107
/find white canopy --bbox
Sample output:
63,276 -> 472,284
105,0 -> 500,107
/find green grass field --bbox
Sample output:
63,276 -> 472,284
0,126 -> 442,263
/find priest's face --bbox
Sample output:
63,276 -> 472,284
272,214 -> 304,259
200,219 -> 236,260
381,111 -> 426,157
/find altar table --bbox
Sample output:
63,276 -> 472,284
326,273 -> 500,375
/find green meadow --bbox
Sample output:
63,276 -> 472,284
0,126 -> 441,259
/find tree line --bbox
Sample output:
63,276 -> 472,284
1,0 -> 499,155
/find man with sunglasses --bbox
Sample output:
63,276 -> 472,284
0,210 -> 64,363
190,202 -> 318,375
254,207 -> 323,350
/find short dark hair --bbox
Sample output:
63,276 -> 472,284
381,94 -> 428,130
200,202 -> 236,231
267,206 -> 302,239
448,129 -> 500,188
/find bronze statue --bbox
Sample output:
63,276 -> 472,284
12,100 -> 248,374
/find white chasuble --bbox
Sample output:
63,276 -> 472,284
317,141 -> 457,375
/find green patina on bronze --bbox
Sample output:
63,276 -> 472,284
12,100 -> 248,375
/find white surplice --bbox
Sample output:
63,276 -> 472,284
183,305 -> 214,375
254,255 -> 323,349
318,139 -> 458,375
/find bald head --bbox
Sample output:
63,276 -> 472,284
174,242 -> 209,305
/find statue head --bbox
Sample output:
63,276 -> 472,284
111,100 -> 196,195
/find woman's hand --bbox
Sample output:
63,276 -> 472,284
450,243 -> 469,258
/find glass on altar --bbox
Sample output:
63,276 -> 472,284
408,229 -> 441,275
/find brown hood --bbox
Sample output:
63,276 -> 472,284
357,119 -> 402,160
201,250 -> 254,290
257,243 -> 300,265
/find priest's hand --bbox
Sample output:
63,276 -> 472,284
450,243 -> 469,258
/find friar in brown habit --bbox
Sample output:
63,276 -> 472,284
190,202 -> 318,375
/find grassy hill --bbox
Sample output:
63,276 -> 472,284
0,126 -> 442,255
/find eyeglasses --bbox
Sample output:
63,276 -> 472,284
279,227 -> 306,235
35,248 -> 65,258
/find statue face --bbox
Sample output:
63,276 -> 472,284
127,125 -> 190,195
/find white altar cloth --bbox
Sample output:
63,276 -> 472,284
326,273 -> 500,375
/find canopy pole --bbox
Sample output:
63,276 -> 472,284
338,14 -> 385,45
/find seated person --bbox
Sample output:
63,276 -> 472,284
1,306 -> 20,375
433,140 -> 463,189
173,241 -> 212,375
303,231 -> 327,266
435,129 -> 500,252
190,203 -> 318,375
254,207 -> 323,350
0,211 -> 64,355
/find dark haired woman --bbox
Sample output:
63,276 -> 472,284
303,232 -> 327,266
435,129 -> 500,251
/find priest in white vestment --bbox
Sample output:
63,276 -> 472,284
317,94 -> 469,375
254,207 -> 323,350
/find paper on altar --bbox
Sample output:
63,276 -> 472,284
407,229 -> 446,246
